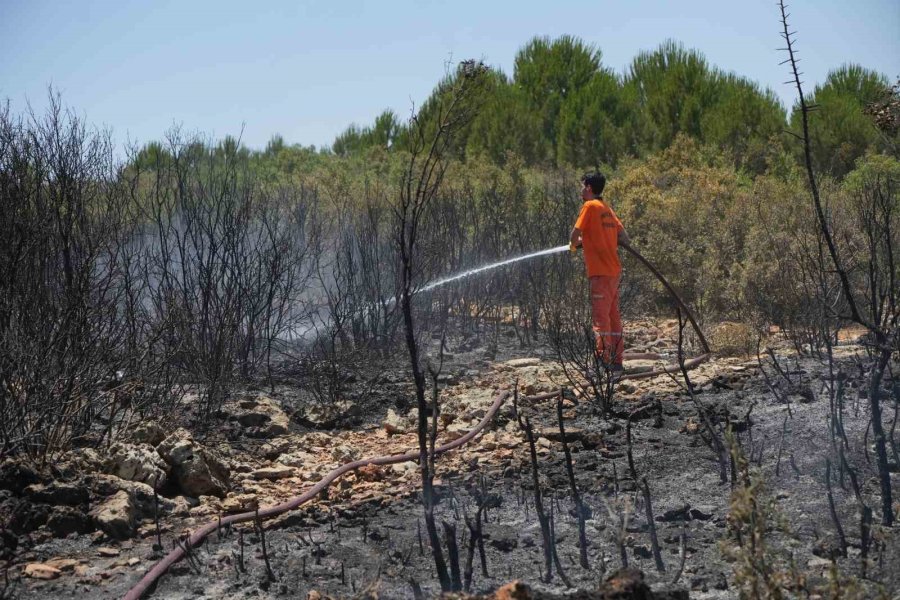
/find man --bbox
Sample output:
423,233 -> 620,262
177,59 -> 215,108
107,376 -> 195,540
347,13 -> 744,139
569,172 -> 631,373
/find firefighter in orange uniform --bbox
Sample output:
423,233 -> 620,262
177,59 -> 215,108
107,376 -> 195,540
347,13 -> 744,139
570,172 -> 631,374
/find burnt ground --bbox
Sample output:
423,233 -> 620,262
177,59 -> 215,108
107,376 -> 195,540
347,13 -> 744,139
3,318 -> 899,599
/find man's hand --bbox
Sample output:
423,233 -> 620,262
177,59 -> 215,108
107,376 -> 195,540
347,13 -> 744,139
570,227 -> 583,249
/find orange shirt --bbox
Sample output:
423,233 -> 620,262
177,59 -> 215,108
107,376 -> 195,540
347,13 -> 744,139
574,199 -> 624,277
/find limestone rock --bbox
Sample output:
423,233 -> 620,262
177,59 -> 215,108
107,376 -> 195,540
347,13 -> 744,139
301,399 -> 359,429
808,557 -> 833,568
251,465 -> 294,480
24,482 -> 89,506
90,490 -> 135,539
444,421 -> 472,442
102,443 -> 168,488
45,558 -> 79,572
330,444 -> 359,463
87,474 -> 175,517
479,432 -> 498,451
57,448 -> 104,475
194,496 -> 224,516
382,408 -> 408,435
390,462 -> 416,476
157,429 -> 230,498
222,494 -> 259,513
259,437 -> 293,460
129,421 -> 166,446
538,427 -> 586,444
279,451 -> 318,468
169,496 -> 194,517
505,358 -> 541,368
24,563 -> 61,580
230,396 -> 290,438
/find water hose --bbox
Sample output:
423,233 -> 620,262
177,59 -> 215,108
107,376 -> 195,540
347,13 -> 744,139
615,242 -> 711,379
123,389 -> 513,599
620,242 -> 710,354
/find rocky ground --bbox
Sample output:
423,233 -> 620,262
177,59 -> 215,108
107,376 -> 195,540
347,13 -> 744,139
2,319 -> 898,599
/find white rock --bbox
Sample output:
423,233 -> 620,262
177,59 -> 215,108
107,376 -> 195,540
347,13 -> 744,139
89,474 -> 175,517
24,563 -> 61,580
130,421 -> 166,446
251,465 -> 294,480
506,358 -> 541,368
259,437 -> 293,460
157,429 -> 230,498
280,451 -> 318,468
382,409 -> 408,435
331,445 -> 359,463
222,494 -> 259,513
90,490 -> 136,539
102,443 -> 168,488
808,557 -> 832,568
230,396 -> 290,437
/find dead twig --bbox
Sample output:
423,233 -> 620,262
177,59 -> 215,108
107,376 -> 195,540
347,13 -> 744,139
556,390 -> 590,569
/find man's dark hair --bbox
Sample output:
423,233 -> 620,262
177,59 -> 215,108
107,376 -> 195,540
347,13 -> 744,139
581,172 -> 606,196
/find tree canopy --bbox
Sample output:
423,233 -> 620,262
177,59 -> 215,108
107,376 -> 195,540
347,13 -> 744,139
324,36 -> 888,180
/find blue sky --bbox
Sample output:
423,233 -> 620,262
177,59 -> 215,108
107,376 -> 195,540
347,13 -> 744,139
2,0 -> 898,151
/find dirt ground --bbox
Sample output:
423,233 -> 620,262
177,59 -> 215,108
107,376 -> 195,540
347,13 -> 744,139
4,319 -> 899,599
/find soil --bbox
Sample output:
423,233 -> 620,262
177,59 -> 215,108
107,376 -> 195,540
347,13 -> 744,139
3,318 -> 899,599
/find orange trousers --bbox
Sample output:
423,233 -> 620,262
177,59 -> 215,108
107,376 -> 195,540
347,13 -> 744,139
590,275 -> 624,366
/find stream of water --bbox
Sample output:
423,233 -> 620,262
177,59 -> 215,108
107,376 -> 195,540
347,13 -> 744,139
287,244 -> 570,341
418,244 -> 569,293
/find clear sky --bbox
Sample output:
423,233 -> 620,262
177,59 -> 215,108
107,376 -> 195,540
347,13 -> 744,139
2,0 -> 898,152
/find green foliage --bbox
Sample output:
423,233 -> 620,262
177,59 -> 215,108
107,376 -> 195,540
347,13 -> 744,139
513,35 -> 603,160
333,109 -> 402,157
132,141 -> 173,170
555,68 -> 628,168
840,153 -> 900,328
464,71 -> 544,165
610,136 -> 753,317
324,36 -> 890,180
842,148 -> 900,193
700,74 -> 786,173
625,40 -> 717,151
737,172 -> 815,329
390,61 -> 490,160
723,438 -> 795,599
791,65 -> 892,177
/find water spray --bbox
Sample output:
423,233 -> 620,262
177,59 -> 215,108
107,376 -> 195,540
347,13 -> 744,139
418,244 -> 569,293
